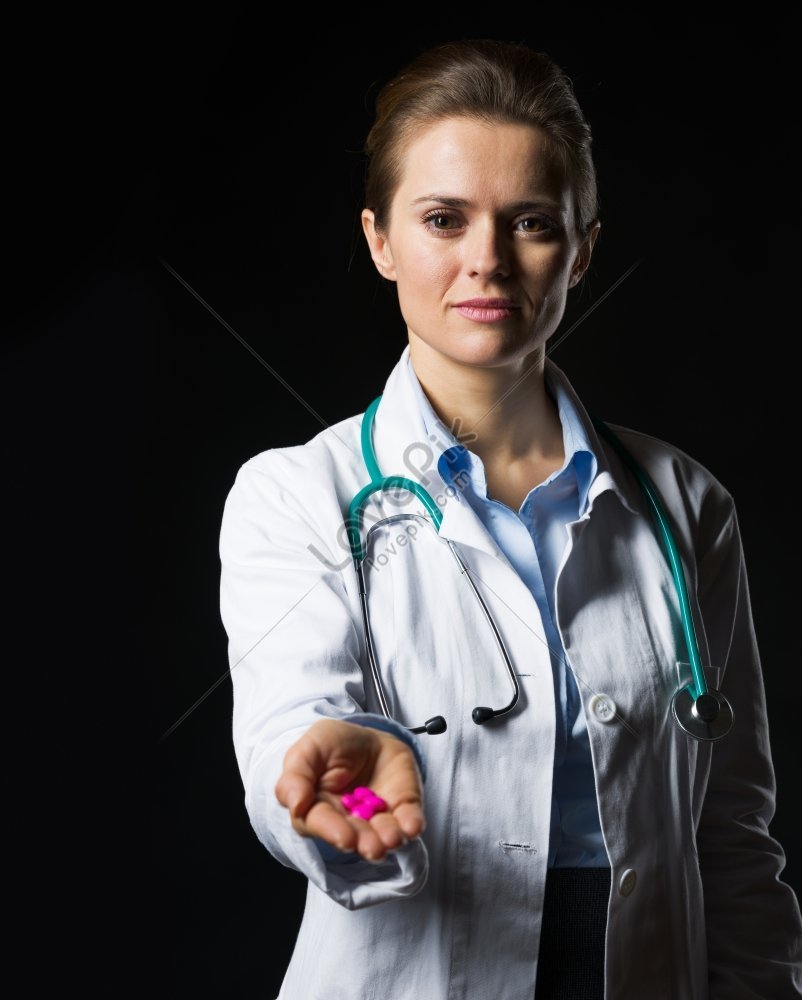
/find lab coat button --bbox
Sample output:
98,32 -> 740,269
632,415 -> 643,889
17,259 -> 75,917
619,869 -> 637,897
588,693 -> 617,723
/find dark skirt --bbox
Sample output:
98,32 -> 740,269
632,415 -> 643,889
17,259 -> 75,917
534,867 -> 611,1000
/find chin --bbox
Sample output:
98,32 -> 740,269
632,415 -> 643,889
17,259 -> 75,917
440,330 -> 540,369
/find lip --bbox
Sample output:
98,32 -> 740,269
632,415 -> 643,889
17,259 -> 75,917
454,297 -> 520,308
453,297 -> 521,323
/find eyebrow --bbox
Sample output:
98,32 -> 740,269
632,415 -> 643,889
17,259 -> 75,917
410,194 -> 564,213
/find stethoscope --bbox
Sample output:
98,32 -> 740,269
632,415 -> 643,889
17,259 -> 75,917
347,394 -> 734,742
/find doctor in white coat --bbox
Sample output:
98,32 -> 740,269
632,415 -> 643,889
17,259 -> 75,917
219,38 -> 802,1000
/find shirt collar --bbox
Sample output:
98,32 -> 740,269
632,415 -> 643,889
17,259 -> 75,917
405,354 -> 598,513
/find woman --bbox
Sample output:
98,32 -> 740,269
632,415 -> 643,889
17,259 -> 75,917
219,39 -> 802,999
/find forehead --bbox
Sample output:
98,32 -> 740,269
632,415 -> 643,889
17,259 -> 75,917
394,116 -> 571,206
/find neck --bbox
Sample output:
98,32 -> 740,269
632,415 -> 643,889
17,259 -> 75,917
407,338 -> 563,466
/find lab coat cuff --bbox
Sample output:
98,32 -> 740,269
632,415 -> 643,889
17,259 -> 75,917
317,838 -> 430,909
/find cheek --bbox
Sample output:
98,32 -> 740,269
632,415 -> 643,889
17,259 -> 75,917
525,248 -> 576,299
395,243 -> 456,294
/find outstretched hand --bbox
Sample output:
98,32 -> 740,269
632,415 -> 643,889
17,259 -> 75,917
275,719 -> 425,862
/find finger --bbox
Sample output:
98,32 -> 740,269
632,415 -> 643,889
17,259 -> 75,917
369,810 -> 408,853
392,800 -> 426,840
297,799 -> 359,853
354,821 -> 392,862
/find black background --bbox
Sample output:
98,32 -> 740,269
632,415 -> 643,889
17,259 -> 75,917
8,7 -> 800,997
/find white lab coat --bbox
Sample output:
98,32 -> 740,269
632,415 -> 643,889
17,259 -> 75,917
219,347 -> 802,999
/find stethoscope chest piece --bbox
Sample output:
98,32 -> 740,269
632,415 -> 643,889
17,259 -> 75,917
671,686 -> 734,741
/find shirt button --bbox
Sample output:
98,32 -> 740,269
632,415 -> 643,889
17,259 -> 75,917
619,869 -> 637,897
588,693 -> 617,724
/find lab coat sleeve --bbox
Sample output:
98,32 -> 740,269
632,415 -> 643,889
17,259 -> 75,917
219,451 -> 429,910
694,498 -> 802,997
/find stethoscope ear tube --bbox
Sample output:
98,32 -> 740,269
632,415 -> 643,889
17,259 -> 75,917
353,516 -> 520,736
447,540 -> 520,724
353,519 -> 449,736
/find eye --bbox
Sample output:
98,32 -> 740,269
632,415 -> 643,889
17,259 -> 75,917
422,210 -> 461,234
516,215 -> 555,235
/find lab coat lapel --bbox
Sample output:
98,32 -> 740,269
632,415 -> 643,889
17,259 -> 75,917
543,358 -> 639,515
544,364 -> 702,718
369,347 -> 501,562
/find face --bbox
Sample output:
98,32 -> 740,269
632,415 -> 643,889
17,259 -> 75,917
362,117 -> 599,373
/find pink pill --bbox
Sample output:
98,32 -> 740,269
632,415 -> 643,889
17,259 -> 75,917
341,786 -> 387,819
351,802 -> 378,820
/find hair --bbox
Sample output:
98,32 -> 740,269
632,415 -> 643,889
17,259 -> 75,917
364,39 -> 599,238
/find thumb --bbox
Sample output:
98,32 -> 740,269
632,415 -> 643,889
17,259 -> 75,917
275,773 -> 315,820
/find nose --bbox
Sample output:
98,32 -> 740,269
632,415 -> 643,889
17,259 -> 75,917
465,219 -> 510,281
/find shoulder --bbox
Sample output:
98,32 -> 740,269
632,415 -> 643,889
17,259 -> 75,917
608,423 -> 727,491
220,411 -> 367,556
549,359 -> 735,522
604,422 -> 737,545
238,411 -> 364,490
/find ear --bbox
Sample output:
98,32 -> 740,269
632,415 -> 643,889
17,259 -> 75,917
568,220 -> 601,288
361,209 -> 397,281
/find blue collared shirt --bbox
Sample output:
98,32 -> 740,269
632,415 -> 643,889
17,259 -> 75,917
407,359 -> 609,867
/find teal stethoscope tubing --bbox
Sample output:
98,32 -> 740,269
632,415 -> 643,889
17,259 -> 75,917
348,395 -> 733,741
